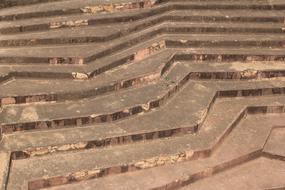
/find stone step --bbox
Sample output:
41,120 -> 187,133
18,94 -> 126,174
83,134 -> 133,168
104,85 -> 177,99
1,59 -> 285,105
0,33 -> 285,65
6,95 -> 285,190
1,80 -> 285,152
0,50 -> 169,104
42,114 -> 285,190
0,0 -> 66,8
2,59 -> 285,133
2,45 -> 285,85
1,21 -> 284,47
1,7 -> 284,37
1,0 -> 284,22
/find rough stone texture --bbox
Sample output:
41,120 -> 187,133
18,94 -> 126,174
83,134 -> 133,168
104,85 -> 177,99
0,0 -> 285,189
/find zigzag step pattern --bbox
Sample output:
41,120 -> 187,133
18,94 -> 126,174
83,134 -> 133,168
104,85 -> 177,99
0,0 -> 285,189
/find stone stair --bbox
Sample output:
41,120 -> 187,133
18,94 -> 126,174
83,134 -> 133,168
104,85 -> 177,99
0,0 -> 285,189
